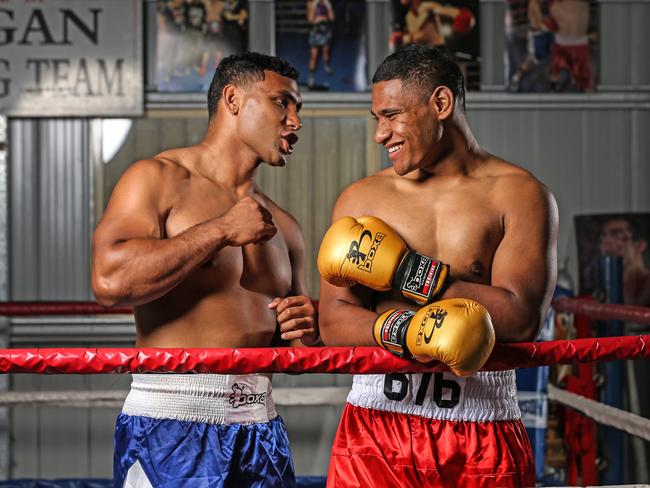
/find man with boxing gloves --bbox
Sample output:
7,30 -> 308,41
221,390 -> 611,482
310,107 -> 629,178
318,45 -> 558,487
92,53 -> 316,487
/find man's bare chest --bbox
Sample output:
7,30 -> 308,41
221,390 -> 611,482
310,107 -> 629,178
366,190 -> 503,282
164,195 -> 293,293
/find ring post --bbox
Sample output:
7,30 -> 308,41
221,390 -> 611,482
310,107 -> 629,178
598,255 -> 625,484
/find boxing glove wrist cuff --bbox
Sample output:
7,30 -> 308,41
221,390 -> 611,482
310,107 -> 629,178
392,250 -> 449,305
373,309 -> 415,358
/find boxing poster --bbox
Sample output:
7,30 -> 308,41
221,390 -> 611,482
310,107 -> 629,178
505,0 -> 598,92
574,213 -> 650,307
153,0 -> 249,92
388,0 -> 481,91
275,0 -> 368,92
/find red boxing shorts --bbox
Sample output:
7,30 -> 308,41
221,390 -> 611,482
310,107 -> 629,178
551,36 -> 592,91
327,403 -> 535,488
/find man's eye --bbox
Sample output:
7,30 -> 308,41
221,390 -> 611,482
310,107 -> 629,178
276,99 -> 288,108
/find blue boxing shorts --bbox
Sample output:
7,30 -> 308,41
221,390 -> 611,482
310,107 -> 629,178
114,374 -> 296,488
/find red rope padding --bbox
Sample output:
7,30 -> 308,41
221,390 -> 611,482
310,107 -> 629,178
553,297 -> 650,324
0,335 -> 646,374
0,301 -> 132,316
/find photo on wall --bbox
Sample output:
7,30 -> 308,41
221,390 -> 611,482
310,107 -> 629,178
505,0 -> 598,93
388,0 -> 481,91
574,213 -> 650,307
275,0 -> 368,92
153,0 -> 249,92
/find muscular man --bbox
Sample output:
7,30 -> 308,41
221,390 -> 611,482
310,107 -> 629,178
318,45 -> 558,487
92,52 -> 317,487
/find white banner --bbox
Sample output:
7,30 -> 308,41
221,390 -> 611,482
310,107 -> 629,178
0,0 -> 142,117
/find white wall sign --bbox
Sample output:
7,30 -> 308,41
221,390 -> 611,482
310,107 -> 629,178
0,0 -> 142,117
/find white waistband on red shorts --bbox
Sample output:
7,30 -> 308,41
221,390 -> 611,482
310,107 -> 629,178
347,370 -> 521,422
122,373 -> 276,425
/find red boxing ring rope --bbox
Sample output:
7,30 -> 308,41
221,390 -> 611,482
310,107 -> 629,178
552,297 -> 650,324
0,335 -> 647,375
0,301 -> 132,316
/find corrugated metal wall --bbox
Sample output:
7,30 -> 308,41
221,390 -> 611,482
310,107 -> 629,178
9,119 -> 94,300
3,0 -> 650,480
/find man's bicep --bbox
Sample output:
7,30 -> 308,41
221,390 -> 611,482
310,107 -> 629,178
94,164 -> 163,248
492,184 -> 558,310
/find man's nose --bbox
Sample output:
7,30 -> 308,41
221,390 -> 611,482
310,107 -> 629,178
374,118 -> 390,145
287,107 -> 302,131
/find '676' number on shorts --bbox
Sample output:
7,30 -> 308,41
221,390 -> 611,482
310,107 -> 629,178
383,372 -> 460,409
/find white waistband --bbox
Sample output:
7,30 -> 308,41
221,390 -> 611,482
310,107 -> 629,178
122,374 -> 276,425
554,34 -> 589,46
347,371 -> 521,422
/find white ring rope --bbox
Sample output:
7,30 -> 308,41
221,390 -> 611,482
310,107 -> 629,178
547,384 -> 650,442
0,387 -> 351,408
3,386 -> 649,444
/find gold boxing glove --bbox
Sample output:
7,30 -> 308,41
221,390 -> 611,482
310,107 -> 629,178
373,298 -> 495,376
317,216 -> 449,304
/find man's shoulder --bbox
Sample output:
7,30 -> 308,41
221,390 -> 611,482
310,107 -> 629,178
482,157 -> 556,211
343,169 -> 395,195
483,157 -> 545,190
134,150 -> 190,175
335,171 -> 395,213
122,151 -> 191,186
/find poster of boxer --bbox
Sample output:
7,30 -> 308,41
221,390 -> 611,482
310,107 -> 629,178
153,0 -> 249,92
275,0 -> 368,92
388,0 -> 481,91
505,0 -> 598,92
575,213 -> 650,307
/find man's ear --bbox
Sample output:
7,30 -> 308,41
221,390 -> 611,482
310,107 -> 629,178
222,84 -> 241,115
429,86 -> 455,120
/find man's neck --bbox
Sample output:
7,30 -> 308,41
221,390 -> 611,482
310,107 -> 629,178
420,121 -> 483,178
194,125 -> 262,189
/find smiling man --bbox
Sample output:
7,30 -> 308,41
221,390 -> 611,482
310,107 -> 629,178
318,45 -> 558,487
92,52 -> 318,487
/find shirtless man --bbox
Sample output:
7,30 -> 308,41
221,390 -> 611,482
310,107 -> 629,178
318,45 -> 558,487
548,0 -> 593,91
92,52 -> 317,487
401,0 -> 474,48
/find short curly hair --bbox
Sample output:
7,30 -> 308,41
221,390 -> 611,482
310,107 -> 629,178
372,45 -> 466,113
207,52 -> 299,119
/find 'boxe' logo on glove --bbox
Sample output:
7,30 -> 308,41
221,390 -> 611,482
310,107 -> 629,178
346,230 -> 386,272
416,306 -> 447,346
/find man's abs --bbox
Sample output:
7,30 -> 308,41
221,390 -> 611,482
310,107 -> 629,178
347,371 -> 521,422
134,246 -> 291,348
135,288 -> 280,348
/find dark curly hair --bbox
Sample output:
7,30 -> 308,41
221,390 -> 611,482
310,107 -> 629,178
372,45 -> 466,113
207,52 -> 299,119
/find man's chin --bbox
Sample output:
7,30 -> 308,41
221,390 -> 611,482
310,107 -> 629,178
267,154 -> 287,167
392,160 -> 413,176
